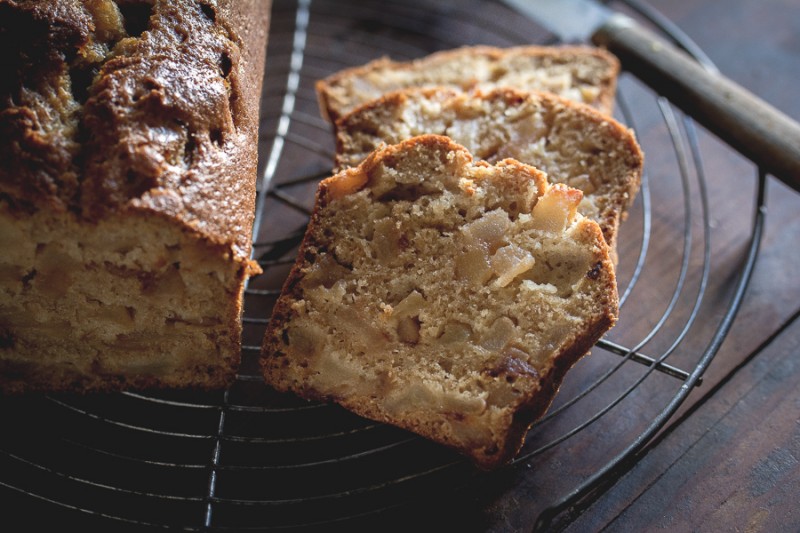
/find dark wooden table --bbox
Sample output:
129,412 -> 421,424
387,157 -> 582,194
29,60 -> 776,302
1,1 -> 797,531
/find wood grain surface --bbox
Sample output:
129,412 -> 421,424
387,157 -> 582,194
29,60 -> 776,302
0,1 -> 797,530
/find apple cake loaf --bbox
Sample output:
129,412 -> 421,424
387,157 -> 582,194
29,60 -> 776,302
0,0 -> 271,393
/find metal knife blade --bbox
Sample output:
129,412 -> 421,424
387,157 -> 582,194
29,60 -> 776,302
502,0 -> 800,192
502,0 -> 619,44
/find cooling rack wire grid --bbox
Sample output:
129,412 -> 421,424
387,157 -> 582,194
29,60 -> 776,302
0,0 -> 767,530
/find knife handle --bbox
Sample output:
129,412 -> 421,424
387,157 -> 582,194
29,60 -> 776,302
593,14 -> 800,192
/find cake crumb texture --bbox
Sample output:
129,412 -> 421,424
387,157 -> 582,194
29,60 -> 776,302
335,87 -> 643,258
261,135 -> 618,469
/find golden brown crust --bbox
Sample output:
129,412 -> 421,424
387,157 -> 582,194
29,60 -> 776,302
262,135 -> 618,469
0,0 -> 270,262
316,45 -> 620,123
0,0 -> 91,211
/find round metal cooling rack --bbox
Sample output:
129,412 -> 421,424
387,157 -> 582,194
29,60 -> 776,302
0,0 -> 766,530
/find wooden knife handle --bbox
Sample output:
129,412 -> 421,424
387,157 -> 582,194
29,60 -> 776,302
593,14 -> 800,192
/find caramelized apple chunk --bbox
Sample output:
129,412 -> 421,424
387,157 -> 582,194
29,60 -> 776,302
491,243 -> 535,288
461,208 -> 510,252
530,183 -> 582,232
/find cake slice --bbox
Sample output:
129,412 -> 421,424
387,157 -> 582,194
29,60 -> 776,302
334,87 -> 644,260
261,135 -> 618,469
316,45 -> 620,123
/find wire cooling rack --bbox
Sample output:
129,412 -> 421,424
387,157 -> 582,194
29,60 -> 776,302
0,0 -> 766,530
